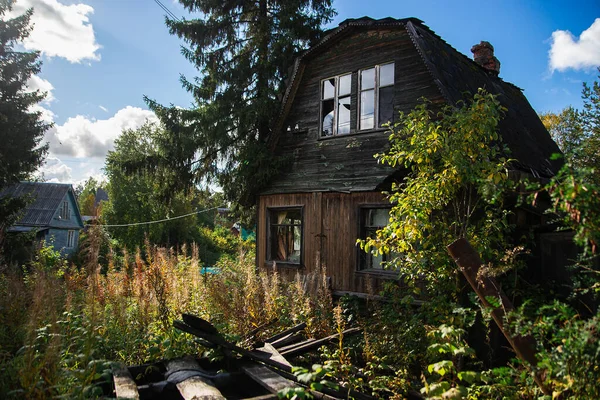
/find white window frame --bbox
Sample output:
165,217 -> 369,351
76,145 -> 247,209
357,205 -> 397,272
61,201 -> 70,220
67,230 -> 75,248
358,62 -> 395,131
319,73 -> 352,137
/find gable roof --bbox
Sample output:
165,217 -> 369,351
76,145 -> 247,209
275,17 -> 562,178
0,182 -> 83,228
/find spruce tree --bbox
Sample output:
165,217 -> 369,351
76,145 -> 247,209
143,0 -> 335,209
0,0 -> 50,239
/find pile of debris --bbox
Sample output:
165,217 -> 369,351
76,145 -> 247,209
109,314 -> 367,399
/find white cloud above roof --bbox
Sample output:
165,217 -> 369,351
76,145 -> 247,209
45,106 -> 158,159
39,156 -> 73,183
10,0 -> 101,63
549,18 -> 600,72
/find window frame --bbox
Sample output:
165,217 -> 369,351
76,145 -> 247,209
358,62 -> 395,131
66,230 -> 75,248
319,73 -> 353,137
266,206 -> 304,266
356,205 -> 397,274
61,201 -> 70,220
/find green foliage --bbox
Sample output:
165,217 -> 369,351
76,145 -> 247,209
510,301 -> 600,399
278,364 -> 338,400
137,0 -> 335,211
102,122 -> 224,252
0,0 -> 50,255
359,90 -> 513,294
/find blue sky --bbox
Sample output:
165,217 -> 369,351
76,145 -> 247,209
10,0 -> 600,184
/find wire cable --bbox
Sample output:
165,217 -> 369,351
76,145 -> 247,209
97,206 -> 218,228
153,0 -> 181,22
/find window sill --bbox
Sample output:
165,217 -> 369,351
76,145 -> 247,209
318,128 -> 389,141
264,261 -> 304,269
356,269 -> 399,278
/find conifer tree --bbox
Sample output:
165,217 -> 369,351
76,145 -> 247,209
0,0 -> 50,241
143,0 -> 335,209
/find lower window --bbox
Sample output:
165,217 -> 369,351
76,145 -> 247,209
67,230 -> 75,248
267,208 -> 303,264
358,207 -> 395,271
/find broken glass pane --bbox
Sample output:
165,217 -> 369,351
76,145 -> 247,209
379,86 -> 394,127
321,99 -> 334,136
322,78 -> 335,99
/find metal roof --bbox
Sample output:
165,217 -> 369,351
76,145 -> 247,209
0,182 -> 77,227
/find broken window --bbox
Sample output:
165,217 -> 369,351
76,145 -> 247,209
358,207 -> 396,270
359,62 -> 395,130
320,73 -> 352,136
267,208 -> 303,264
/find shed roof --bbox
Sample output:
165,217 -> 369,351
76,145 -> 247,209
275,17 -> 562,179
0,182 -> 81,227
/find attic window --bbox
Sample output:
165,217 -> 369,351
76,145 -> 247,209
61,201 -> 70,220
359,62 -> 394,130
321,73 -> 351,136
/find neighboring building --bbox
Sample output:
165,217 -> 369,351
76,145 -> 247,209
1,182 -> 84,256
256,17 -> 562,295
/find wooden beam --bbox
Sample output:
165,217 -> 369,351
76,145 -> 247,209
256,343 -> 292,368
446,238 -> 551,396
113,367 -> 139,400
280,328 -> 362,358
165,357 -> 225,400
241,361 -> 296,393
270,332 -> 304,349
264,322 -> 306,344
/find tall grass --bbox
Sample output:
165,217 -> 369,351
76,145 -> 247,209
0,227 -> 333,398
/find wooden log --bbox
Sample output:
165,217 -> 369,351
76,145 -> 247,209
165,357 -> 225,400
280,327 -> 362,358
446,238 -> 551,396
113,367 -> 139,400
264,322 -> 307,344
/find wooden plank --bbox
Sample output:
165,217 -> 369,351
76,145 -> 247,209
165,357 -> 225,400
264,322 -> 306,344
446,238 -> 551,396
257,343 -> 293,368
241,361 -> 296,393
113,367 -> 139,400
270,331 -> 304,349
280,327 -> 362,358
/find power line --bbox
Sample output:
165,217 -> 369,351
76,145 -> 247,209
153,0 -> 181,22
97,206 -> 217,228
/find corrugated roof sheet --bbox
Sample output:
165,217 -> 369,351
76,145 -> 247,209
0,182 -> 72,227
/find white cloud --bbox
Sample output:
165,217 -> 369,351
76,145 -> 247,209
549,18 -> 600,72
45,106 -> 158,159
27,75 -> 55,104
39,156 -> 73,182
9,0 -> 100,63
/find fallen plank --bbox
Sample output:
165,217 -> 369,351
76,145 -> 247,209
270,331 -> 304,349
241,361 -> 296,393
447,238 -> 551,396
256,343 -> 292,368
277,338 -> 316,354
113,367 -> 139,400
264,322 -> 306,344
165,357 -> 225,400
280,328 -> 362,358
243,318 -> 279,340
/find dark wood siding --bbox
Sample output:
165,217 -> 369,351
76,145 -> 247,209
258,192 -> 400,294
264,26 -> 444,194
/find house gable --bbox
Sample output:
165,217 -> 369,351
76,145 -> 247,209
49,189 -> 84,230
265,19 -> 444,194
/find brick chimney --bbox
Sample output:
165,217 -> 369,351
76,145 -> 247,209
471,41 -> 500,76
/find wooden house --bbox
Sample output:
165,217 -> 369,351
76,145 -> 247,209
1,182 -> 84,256
256,17 -> 562,295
